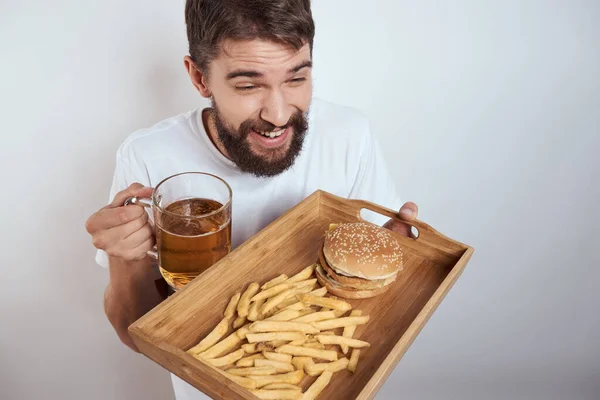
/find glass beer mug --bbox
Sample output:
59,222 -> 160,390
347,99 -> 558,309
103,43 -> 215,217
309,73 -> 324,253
125,172 -> 232,291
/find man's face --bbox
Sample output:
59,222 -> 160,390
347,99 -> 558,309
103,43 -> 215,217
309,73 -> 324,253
204,39 -> 313,177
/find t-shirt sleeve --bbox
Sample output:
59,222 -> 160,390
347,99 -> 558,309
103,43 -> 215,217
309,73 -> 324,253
94,144 -> 151,268
348,121 -> 403,227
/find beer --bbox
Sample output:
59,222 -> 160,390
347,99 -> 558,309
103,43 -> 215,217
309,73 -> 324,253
156,198 -> 231,290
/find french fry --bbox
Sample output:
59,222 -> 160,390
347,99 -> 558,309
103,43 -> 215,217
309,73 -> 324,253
348,349 -> 360,373
247,370 -> 304,388
261,288 -> 295,315
302,342 -> 325,350
226,366 -> 276,376
283,302 -> 305,311
187,317 -> 229,355
269,340 -> 289,348
312,315 -> 370,331
307,287 -> 327,297
320,295 -> 337,311
292,284 -> 315,297
271,297 -> 299,312
190,267 -> 374,396
256,341 -> 285,352
242,344 -> 259,354
251,283 -> 291,303
221,372 -> 257,389
250,321 -> 319,334
292,278 -> 317,290
305,358 -> 349,376
224,292 -> 241,319
199,332 -> 243,359
297,308 -> 316,317
233,315 -> 247,329
254,342 -> 275,353
299,295 -> 351,312
275,345 -> 338,361
236,353 -> 265,367
341,310 -> 362,354
238,283 -> 260,317
265,310 -> 301,321
262,274 -> 288,290
315,334 -> 370,349
291,356 -> 314,371
255,358 -> 295,373
286,265 -> 315,284
248,298 -> 266,321
205,348 -> 245,367
262,383 -> 302,391
236,324 -> 252,339
301,370 -> 333,400
291,311 -> 338,323
262,352 -> 292,363
251,389 -> 302,400
246,332 -> 306,343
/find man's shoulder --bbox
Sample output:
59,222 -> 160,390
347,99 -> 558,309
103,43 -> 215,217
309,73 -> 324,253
310,97 -> 370,126
116,108 -> 200,157
309,98 -> 373,144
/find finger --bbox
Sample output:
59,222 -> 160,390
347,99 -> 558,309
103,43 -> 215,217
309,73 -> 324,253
88,205 -> 147,232
399,202 -> 418,221
120,223 -> 154,251
123,236 -> 156,262
92,214 -> 149,250
108,183 -> 154,209
392,222 -> 412,237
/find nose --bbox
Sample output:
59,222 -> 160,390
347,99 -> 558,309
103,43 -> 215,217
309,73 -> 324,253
260,89 -> 294,128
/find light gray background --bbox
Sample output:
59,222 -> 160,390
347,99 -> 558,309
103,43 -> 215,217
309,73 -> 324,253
1,1 -> 598,399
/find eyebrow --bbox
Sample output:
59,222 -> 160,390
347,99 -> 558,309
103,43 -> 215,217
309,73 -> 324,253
226,60 -> 313,80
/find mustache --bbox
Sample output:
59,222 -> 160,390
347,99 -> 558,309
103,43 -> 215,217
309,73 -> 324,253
239,111 -> 306,137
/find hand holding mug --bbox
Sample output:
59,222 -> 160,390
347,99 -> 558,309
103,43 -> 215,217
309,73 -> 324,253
85,183 -> 155,261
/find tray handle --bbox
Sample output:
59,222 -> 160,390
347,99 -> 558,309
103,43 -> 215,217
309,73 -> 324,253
348,198 -> 438,241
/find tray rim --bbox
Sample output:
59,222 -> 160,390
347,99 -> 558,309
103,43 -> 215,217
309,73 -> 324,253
129,189 -> 474,400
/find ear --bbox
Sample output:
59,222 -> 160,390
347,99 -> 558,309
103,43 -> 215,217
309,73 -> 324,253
184,56 -> 211,98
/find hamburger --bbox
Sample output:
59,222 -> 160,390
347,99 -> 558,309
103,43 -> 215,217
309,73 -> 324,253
316,222 -> 404,299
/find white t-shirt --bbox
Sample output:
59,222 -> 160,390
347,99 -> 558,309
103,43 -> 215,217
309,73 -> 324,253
95,97 -> 402,399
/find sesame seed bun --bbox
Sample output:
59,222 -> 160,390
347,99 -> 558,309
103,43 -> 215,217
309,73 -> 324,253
317,222 -> 404,299
322,222 -> 403,280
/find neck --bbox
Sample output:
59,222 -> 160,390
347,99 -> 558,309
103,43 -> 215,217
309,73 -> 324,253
202,108 -> 231,159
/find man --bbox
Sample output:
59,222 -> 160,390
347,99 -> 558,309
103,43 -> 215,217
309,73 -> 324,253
85,0 -> 418,398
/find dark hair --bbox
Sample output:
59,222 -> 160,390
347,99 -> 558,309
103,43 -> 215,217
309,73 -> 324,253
185,0 -> 315,72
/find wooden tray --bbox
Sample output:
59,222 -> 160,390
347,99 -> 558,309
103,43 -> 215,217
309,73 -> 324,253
129,190 -> 474,399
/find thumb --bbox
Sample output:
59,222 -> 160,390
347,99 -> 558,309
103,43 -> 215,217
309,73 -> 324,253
399,201 -> 418,221
108,183 -> 154,208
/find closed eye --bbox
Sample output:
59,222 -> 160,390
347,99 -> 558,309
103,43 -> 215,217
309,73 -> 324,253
288,77 -> 307,86
236,85 -> 257,91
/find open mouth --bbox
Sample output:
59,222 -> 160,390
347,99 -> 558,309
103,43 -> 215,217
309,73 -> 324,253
254,128 -> 286,138
250,127 -> 291,148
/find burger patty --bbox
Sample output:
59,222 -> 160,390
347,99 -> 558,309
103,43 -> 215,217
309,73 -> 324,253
320,258 -> 396,290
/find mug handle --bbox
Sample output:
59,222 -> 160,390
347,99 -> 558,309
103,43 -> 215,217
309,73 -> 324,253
124,196 -> 158,260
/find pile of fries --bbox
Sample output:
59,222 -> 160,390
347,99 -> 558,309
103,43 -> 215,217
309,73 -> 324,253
186,264 -> 370,400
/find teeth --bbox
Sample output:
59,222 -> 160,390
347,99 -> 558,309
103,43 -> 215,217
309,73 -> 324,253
258,129 -> 284,138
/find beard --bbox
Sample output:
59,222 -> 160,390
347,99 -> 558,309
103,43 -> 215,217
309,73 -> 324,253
210,100 -> 309,178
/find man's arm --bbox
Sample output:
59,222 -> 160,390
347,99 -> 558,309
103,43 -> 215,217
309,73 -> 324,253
104,256 -> 167,352
86,183 -> 162,352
